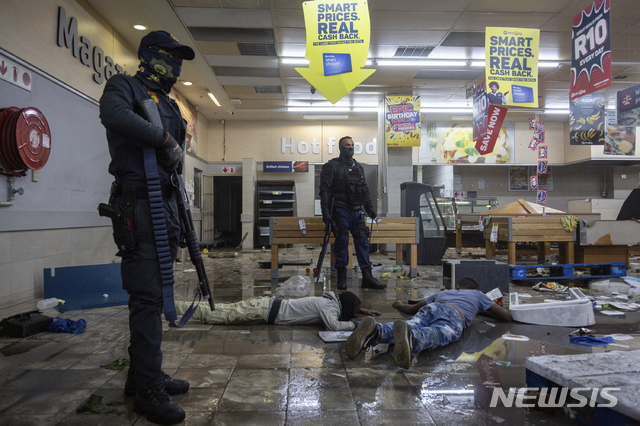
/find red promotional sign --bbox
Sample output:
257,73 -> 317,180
570,0 -> 611,99
475,104 -> 508,156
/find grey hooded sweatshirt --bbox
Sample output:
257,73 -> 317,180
274,291 -> 355,331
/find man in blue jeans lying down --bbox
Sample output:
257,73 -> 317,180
346,277 -> 513,368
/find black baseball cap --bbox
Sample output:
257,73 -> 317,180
138,30 -> 195,60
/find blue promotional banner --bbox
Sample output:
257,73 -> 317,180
263,161 -> 309,173
570,0 -> 611,99
616,82 -> 640,126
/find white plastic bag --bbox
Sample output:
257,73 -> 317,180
276,275 -> 311,297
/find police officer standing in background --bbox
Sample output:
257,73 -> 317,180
99,31 -> 192,425
320,136 -> 386,290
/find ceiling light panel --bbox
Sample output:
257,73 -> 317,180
189,27 -> 275,43
176,7 -> 273,28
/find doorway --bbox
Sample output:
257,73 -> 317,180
213,176 -> 242,247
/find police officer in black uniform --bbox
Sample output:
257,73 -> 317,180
99,31 -> 193,425
320,136 -> 385,290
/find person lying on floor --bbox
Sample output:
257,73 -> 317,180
345,277 -> 512,368
176,291 -> 381,331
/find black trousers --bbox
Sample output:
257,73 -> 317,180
117,193 -> 180,391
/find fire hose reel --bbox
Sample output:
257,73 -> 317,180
0,107 -> 51,176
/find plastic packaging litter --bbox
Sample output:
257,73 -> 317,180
37,298 -> 65,310
569,336 -> 614,348
371,265 -> 402,273
276,275 -> 311,297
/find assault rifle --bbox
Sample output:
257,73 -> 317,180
137,99 -> 215,314
315,197 -> 335,284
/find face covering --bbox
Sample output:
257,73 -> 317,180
137,46 -> 183,93
339,146 -> 354,161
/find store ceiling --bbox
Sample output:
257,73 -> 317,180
88,0 -> 640,122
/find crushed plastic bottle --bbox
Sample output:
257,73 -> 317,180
276,275 -> 311,297
37,298 -> 65,310
372,265 -> 402,273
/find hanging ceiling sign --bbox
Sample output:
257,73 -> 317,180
296,0 -> 375,104
485,27 -> 540,108
473,82 -> 508,156
385,96 -> 421,147
616,82 -> 640,127
570,0 -> 611,100
570,92 -> 605,145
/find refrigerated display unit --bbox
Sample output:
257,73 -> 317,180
400,182 -> 447,265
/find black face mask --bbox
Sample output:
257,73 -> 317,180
339,146 -> 354,161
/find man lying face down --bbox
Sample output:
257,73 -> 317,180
346,277 -> 512,368
176,291 -> 380,331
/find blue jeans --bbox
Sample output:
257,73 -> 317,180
333,207 -> 371,269
375,303 -> 465,357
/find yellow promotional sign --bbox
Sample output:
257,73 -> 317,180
485,27 -> 540,108
385,96 -> 421,147
296,0 -> 375,104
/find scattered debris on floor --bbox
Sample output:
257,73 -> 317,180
100,358 -> 130,370
76,394 -> 123,414
48,317 -> 87,334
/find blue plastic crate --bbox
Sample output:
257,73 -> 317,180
510,262 -> 626,281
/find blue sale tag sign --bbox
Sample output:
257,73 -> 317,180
511,85 -> 534,103
323,53 -> 352,77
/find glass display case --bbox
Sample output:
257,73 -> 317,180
435,197 -> 499,247
400,182 -> 447,265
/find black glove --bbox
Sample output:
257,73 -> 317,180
366,209 -> 377,220
323,215 -> 340,236
158,132 -> 183,172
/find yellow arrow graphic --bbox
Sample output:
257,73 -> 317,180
296,0 -> 375,104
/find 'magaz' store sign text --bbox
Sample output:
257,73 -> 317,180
57,6 -> 128,84
281,137 -> 377,156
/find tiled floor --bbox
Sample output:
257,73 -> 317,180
1,247 -> 639,425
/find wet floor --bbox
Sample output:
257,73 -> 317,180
0,247 -> 639,425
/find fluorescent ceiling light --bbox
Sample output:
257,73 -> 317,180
539,62 -> 560,68
281,58 -> 372,65
303,115 -> 349,120
133,24 -> 147,30
281,58 -> 309,65
182,81 -> 192,86
352,107 -> 379,112
288,107 -> 350,112
423,108 -> 473,113
543,109 -> 570,114
376,60 -> 468,67
207,93 -> 220,107
470,61 -> 486,67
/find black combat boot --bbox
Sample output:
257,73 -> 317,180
125,368 -> 190,397
337,267 -> 348,290
133,383 -> 185,425
361,267 -> 386,289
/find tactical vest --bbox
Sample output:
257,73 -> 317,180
342,161 -> 367,206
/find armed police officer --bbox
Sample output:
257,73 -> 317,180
320,136 -> 385,290
99,31 -> 193,425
